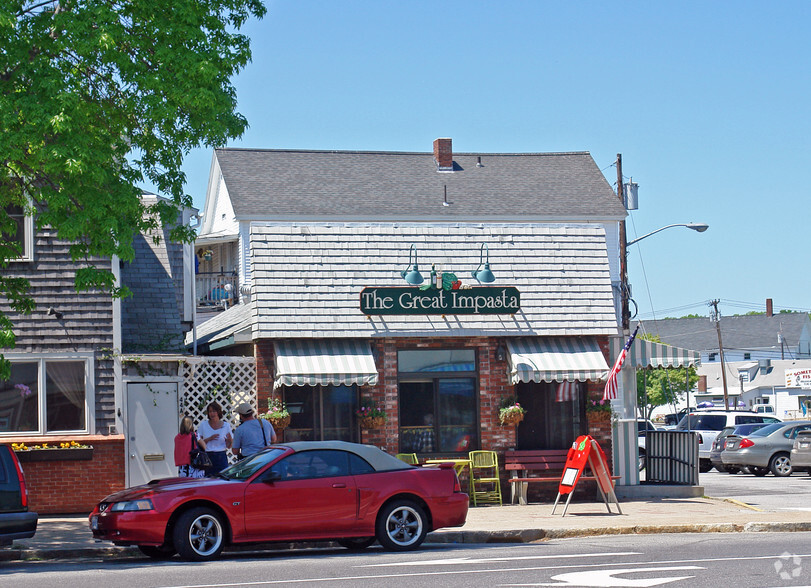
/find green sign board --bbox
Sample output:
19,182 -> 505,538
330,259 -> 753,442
360,286 -> 521,315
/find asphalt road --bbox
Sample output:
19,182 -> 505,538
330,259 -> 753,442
3,532 -> 811,588
699,468 -> 811,512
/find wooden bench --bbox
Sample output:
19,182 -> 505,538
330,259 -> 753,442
505,449 -> 619,505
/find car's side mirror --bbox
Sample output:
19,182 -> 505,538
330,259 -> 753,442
263,470 -> 282,483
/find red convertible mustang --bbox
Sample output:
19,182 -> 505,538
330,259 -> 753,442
90,441 -> 468,561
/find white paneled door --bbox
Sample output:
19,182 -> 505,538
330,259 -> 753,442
126,382 -> 179,487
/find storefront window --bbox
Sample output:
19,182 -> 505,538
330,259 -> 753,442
283,384 -> 358,442
0,359 -> 88,434
398,350 -> 478,455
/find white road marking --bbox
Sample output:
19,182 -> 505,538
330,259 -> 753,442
534,566 -> 702,587
361,551 -> 641,567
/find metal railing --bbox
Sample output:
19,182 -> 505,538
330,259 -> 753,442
196,272 -> 239,308
644,430 -> 699,485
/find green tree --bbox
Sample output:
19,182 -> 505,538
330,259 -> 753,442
636,334 -> 699,419
0,1 -> 266,377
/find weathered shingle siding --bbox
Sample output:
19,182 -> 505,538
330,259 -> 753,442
120,198 -> 187,353
1,230 -> 116,433
250,222 -> 618,339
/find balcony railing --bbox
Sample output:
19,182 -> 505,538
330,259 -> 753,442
197,272 -> 239,308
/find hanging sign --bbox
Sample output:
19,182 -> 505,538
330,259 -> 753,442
360,286 -> 520,315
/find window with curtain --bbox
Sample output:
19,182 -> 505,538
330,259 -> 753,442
2,203 -> 33,261
0,359 -> 88,434
398,349 -> 478,455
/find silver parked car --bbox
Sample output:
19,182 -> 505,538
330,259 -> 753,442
709,423 -> 768,473
721,421 -> 811,477
791,432 -> 811,473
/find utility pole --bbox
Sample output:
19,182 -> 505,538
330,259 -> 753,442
709,299 -> 729,410
617,154 -> 629,333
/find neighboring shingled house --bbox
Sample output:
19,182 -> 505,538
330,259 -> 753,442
1,193 -> 196,512
192,138 -> 629,465
634,303 -> 811,364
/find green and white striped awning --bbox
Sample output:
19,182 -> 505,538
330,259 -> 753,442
506,338 -> 610,384
610,338 -> 701,369
273,340 -> 379,389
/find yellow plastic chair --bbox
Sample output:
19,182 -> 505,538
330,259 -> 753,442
468,450 -> 503,506
396,453 -> 419,465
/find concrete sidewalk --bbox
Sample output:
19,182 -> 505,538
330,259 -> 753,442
4,495 -> 811,562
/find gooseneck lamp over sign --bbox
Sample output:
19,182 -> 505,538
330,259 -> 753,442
471,243 -> 496,283
400,244 -> 424,285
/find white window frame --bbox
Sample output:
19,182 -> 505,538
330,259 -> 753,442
0,352 -> 95,437
5,202 -> 34,262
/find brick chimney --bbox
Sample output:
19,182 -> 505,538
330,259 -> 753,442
698,375 -> 707,393
433,138 -> 453,170
766,298 -> 773,317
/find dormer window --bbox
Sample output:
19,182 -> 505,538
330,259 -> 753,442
3,203 -> 34,262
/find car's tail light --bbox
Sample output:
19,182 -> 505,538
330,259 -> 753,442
453,473 -> 462,493
739,438 -> 755,449
9,449 -> 29,508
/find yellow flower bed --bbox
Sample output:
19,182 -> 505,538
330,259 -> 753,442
11,440 -> 92,451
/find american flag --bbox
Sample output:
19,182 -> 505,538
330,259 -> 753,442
603,326 -> 639,401
556,381 -> 577,402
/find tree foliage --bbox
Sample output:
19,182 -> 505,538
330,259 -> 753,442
0,0 -> 266,376
636,334 -> 699,419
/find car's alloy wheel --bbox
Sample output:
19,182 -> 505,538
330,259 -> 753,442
376,500 -> 427,551
770,453 -> 793,477
173,507 -> 225,561
337,537 -> 376,550
751,466 -> 769,477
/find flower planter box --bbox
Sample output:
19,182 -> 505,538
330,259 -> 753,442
15,447 -> 94,463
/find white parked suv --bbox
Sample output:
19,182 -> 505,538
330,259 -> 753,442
675,411 -> 782,472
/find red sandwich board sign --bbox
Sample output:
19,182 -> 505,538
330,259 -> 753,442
551,434 -> 622,516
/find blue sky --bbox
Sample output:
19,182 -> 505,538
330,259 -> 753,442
164,1 -> 811,322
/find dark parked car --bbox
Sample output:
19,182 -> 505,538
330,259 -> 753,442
0,445 -> 38,546
709,423 -> 768,473
91,441 -> 469,561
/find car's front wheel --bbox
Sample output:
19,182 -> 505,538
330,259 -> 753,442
137,544 -> 176,559
173,507 -> 226,561
376,500 -> 427,551
770,453 -> 793,477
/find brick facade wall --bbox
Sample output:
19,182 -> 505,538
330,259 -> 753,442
9,435 -> 125,514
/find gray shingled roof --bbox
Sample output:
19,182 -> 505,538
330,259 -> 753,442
635,314 -> 811,354
214,148 -> 625,221
250,222 -> 618,339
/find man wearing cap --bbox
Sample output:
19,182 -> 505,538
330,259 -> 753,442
231,402 -> 277,459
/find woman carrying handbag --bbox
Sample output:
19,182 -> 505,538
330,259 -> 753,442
173,415 -> 206,478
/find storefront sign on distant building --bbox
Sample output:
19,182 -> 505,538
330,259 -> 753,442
786,368 -> 811,390
360,286 -> 520,315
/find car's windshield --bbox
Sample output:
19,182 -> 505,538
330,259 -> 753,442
749,423 -> 784,437
220,448 -> 287,480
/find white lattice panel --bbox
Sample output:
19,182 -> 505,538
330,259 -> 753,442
181,356 -> 257,431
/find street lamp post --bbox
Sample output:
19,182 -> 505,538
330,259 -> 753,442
614,153 -> 709,486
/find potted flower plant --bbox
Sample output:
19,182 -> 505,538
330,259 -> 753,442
498,397 -> 526,426
586,399 -> 613,423
262,397 -> 290,430
356,399 -> 387,429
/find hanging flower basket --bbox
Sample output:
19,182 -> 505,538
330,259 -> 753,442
268,414 -> 291,430
500,411 -> 525,426
359,415 -> 386,429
